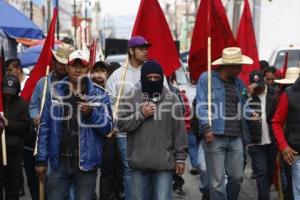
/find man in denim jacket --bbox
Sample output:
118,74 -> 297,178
197,47 -> 256,200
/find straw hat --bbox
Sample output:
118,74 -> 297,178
212,47 -> 253,65
52,44 -> 73,64
274,67 -> 300,84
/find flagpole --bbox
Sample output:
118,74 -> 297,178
113,56 -> 129,120
33,65 -> 49,200
34,65 -> 50,156
208,37 -> 212,126
207,0 -> 212,126
1,118 -> 7,166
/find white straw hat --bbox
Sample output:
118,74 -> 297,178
274,67 -> 300,84
51,44 -> 73,64
212,47 -> 253,65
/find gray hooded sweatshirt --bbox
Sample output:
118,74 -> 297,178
117,84 -> 188,171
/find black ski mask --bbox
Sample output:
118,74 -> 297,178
141,60 -> 164,99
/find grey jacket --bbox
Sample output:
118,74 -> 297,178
117,84 -> 188,171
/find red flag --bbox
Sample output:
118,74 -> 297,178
0,47 -> 4,112
89,39 -> 97,68
21,8 -> 58,102
237,0 -> 260,85
132,0 -> 180,77
1,46 -> 5,81
281,52 -> 288,78
188,0 -> 236,81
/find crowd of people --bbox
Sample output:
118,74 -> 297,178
0,35 -> 299,200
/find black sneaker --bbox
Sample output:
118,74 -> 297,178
190,168 -> 199,175
18,188 -> 25,197
250,173 -> 258,179
174,186 -> 186,196
202,194 -> 210,200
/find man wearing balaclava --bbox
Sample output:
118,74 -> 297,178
117,60 -> 188,200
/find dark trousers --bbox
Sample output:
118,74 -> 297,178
281,157 -> 294,200
0,154 -> 23,200
23,149 -> 38,200
173,173 -> 184,189
249,144 -> 277,200
99,137 -> 123,200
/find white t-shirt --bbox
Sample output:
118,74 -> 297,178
20,75 -> 29,91
257,86 -> 271,145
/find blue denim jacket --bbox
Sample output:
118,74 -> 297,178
29,72 -> 54,119
196,70 -> 250,144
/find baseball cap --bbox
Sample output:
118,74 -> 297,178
2,74 -> 21,95
92,61 -> 109,71
68,50 -> 89,66
249,70 -> 265,88
128,36 -> 152,49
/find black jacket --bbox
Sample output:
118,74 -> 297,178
247,85 -> 279,144
285,79 -> 300,152
3,95 -> 30,155
191,98 -> 201,139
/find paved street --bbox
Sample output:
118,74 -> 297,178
20,157 -> 278,200
174,157 -> 278,200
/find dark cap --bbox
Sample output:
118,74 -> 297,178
2,74 -> 21,95
128,36 -> 152,49
92,61 -> 109,72
249,70 -> 265,88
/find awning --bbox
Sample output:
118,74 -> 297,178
0,0 -> 43,39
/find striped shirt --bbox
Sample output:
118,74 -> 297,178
223,81 -> 241,137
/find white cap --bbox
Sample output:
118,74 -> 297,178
68,50 -> 89,66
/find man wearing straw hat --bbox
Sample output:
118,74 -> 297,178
272,67 -> 300,200
197,47 -> 255,200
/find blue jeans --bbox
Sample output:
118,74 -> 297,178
292,156 -> 300,199
46,161 -> 97,200
131,170 -> 173,200
198,141 -> 210,196
117,137 -> 132,200
248,144 -> 277,200
203,136 -> 244,200
188,133 -> 199,168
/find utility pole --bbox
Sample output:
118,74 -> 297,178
55,0 -> 60,40
47,0 -> 51,30
56,0 -> 60,40
193,0 -> 199,17
174,0 -> 178,40
232,0 -> 242,37
85,0 -> 88,46
30,0 -> 33,20
73,0 -> 77,49
185,0 -> 189,48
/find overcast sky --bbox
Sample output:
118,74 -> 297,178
100,0 -> 140,38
